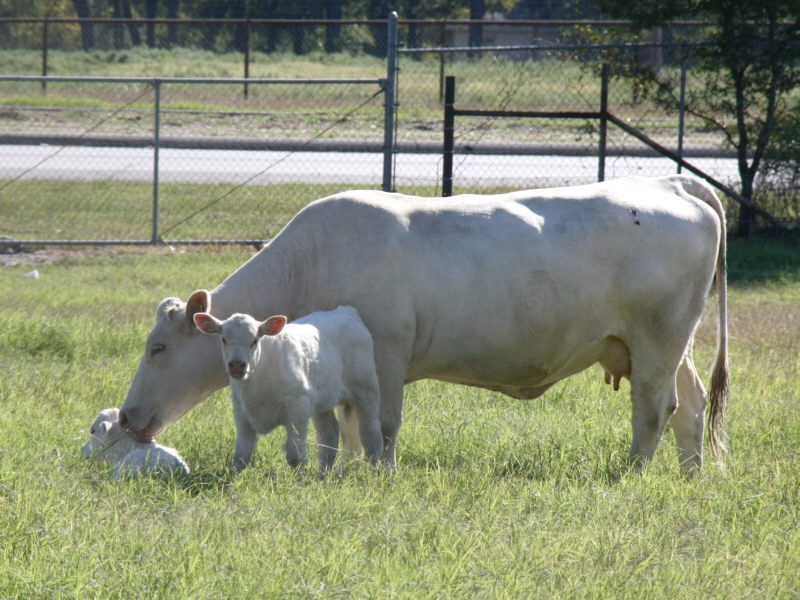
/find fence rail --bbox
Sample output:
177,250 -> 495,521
0,72 -> 394,246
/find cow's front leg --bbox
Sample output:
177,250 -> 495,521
373,344 -> 407,469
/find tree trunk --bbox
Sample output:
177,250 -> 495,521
324,0 -> 342,53
737,176 -> 757,238
111,0 -> 125,49
71,0 -> 94,51
145,0 -> 157,48
469,0 -> 485,57
167,0 -> 179,48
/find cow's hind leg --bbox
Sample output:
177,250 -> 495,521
670,353 -> 707,476
350,388 -> 384,466
628,357 -> 680,471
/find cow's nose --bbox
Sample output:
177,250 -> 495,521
228,360 -> 247,378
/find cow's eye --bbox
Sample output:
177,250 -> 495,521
150,343 -> 166,357
222,338 -> 228,345
250,339 -> 258,347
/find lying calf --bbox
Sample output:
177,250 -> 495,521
193,306 -> 382,474
81,407 -> 190,479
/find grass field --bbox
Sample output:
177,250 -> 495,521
0,234 -> 798,598
0,178 -> 770,245
0,180 -> 352,242
0,46 -> 716,147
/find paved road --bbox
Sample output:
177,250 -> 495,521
1,144 -> 740,189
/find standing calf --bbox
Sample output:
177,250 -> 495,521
81,408 -> 190,479
193,306 -> 382,474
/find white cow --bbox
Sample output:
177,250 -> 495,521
119,175 -> 728,475
192,307 -> 383,474
81,407 -> 190,479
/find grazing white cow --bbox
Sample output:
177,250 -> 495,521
192,307 -> 383,474
81,408 -> 190,479
119,175 -> 728,475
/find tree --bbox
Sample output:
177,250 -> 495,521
70,0 -> 94,50
166,0 -> 180,47
145,0 -> 157,47
323,0 -> 343,52
589,0 -> 800,237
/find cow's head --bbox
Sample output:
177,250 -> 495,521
119,289 -> 228,442
193,312 -> 287,381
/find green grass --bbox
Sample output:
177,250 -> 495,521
0,180 -> 385,242
0,47 -> 689,135
0,238 -> 798,598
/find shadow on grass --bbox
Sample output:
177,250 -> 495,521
399,439 -> 632,485
180,467 -> 239,495
727,230 -> 800,284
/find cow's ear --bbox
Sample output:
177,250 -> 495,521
259,315 -> 287,337
157,297 -> 183,321
194,312 -> 222,335
186,290 -> 211,324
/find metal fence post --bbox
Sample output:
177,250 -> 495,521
243,19 -> 250,99
598,63 -> 609,182
152,79 -> 161,244
677,61 -> 687,174
442,75 -> 455,197
40,17 -> 49,95
382,11 -> 398,193
438,20 -> 446,104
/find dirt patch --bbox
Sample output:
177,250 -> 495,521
0,243 -> 213,267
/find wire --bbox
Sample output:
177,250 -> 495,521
0,86 -> 153,194
159,88 -> 384,237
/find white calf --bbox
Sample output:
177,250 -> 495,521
81,408 -> 190,479
193,306 -> 383,474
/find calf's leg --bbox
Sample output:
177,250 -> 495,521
284,420 -> 309,474
312,409 -> 339,474
232,395 -> 258,471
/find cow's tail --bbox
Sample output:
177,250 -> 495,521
681,175 -> 729,463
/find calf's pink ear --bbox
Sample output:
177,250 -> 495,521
194,312 -> 221,335
260,315 -> 287,337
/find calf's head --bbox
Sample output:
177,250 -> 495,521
119,290 -> 229,443
193,312 -> 287,381
81,407 -> 136,462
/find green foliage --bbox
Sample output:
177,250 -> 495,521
584,0 -> 800,233
0,244 -> 799,597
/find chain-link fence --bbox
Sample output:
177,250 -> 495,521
0,17 -> 795,245
0,17 -> 398,244
395,22 -> 733,189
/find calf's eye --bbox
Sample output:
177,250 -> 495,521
150,343 -> 166,357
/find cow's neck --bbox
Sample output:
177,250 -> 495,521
208,244 -> 297,320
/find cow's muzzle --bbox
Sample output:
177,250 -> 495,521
118,409 -> 159,443
227,360 -> 248,379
